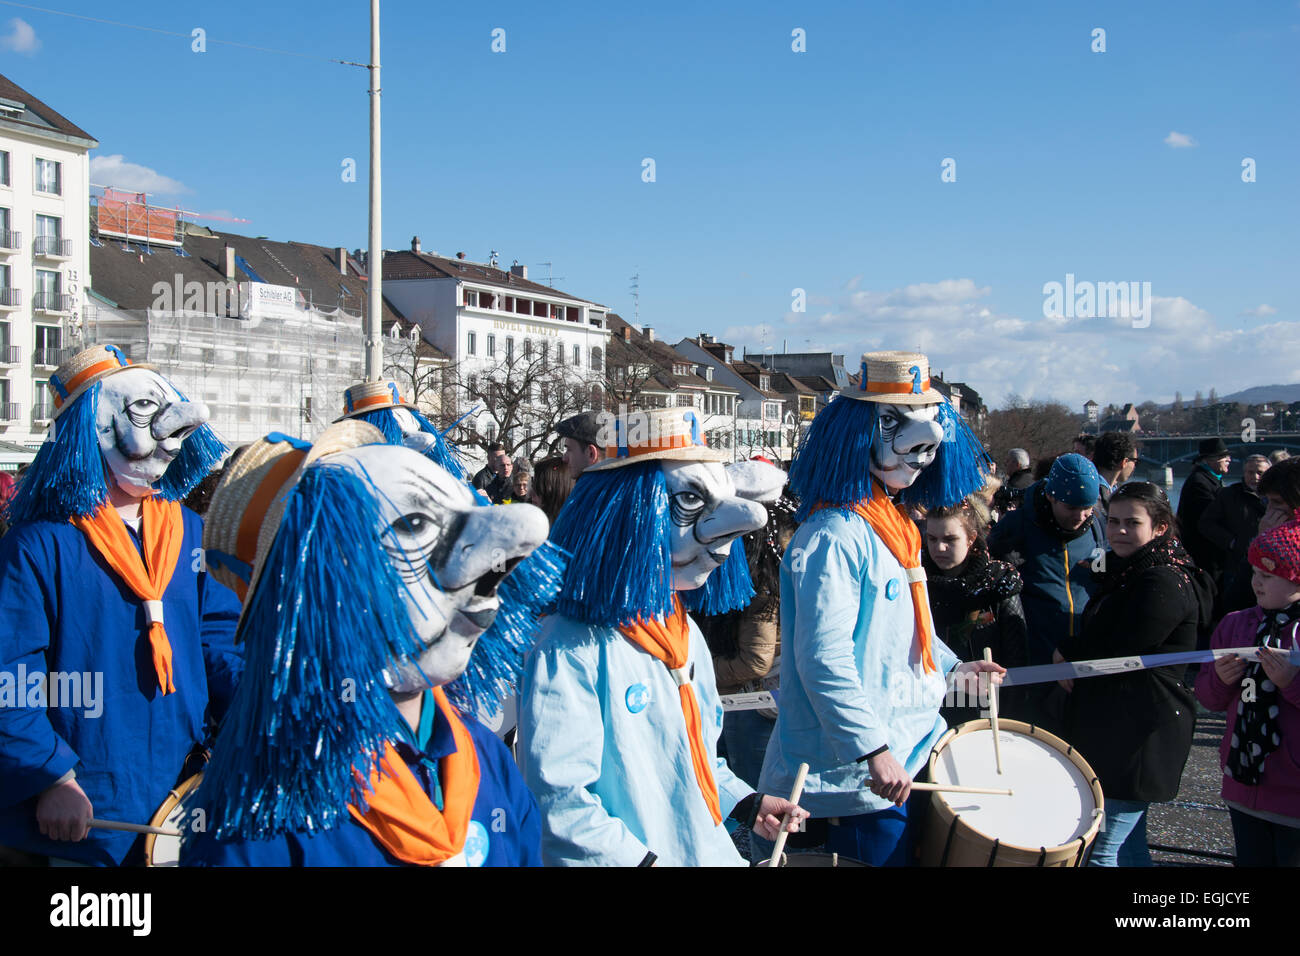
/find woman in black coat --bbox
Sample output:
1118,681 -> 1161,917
923,499 -> 1029,727
1055,482 -> 1215,867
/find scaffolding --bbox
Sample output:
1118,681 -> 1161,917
80,300 -> 365,446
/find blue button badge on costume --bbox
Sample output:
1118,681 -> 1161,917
885,578 -> 900,600
625,683 -> 651,714
464,820 -> 490,867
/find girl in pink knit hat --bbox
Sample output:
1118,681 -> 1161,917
1196,518 -> 1300,866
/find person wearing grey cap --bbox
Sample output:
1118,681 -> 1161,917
556,411 -> 604,479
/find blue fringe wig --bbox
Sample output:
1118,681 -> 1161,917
353,406 -> 468,483
189,462 -> 427,843
788,396 -> 989,522
549,461 -> 755,628
6,382 -> 228,525
341,452 -> 566,722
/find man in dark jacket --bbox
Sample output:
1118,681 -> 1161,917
472,442 -> 514,504
1199,453 -> 1269,595
1091,431 -> 1138,531
992,448 -> 1035,513
988,454 -> 1106,735
1177,437 -> 1231,576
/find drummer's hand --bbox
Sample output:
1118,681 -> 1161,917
1052,649 -> 1074,692
751,794 -> 810,841
954,660 -> 1006,687
36,778 -> 93,842
1214,653 -> 1249,687
1260,646 -> 1299,690
867,751 -> 911,807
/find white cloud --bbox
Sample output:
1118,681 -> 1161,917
733,277 -> 1300,409
1164,130 -> 1198,148
89,155 -> 190,195
1241,304 -> 1278,317
0,17 -> 38,54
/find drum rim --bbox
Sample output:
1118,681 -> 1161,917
926,718 -> 1105,855
143,771 -> 204,867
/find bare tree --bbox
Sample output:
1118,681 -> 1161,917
985,395 -> 1082,465
383,330 -> 445,417
440,343 -> 597,465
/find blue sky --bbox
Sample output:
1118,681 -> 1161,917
3,0 -> 1296,409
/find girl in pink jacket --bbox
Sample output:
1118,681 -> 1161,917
1196,518 -> 1300,866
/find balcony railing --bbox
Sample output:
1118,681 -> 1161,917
32,292 -> 73,313
0,402 -> 18,421
33,402 -> 55,421
0,229 -> 19,251
0,345 -> 18,364
33,236 -> 72,257
33,347 -> 66,367
0,288 -> 19,308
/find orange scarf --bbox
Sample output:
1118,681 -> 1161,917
348,686 -> 481,866
72,497 -> 184,694
814,482 -> 937,673
619,596 -> 722,825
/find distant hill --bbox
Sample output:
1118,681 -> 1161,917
1157,384 -> 1300,410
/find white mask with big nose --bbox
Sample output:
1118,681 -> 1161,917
663,460 -> 775,591
95,367 -> 210,497
870,403 -> 944,493
333,444 -> 549,693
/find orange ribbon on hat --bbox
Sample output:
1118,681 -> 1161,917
348,687 -> 481,866
72,497 -> 185,694
814,481 -> 937,674
619,596 -> 723,825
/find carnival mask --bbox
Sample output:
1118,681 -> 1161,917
663,459 -> 781,590
870,403 -> 944,492
334,444 -> 549,692
96,368 -> 210,496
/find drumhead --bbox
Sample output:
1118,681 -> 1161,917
930,724 -> 1096,850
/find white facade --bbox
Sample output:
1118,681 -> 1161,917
383,266 -> 610,446
0,92 -> 96,449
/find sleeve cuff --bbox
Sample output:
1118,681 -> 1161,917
858,744 -> 889,763
637,851 -> 657,868
729,792 -> 762,829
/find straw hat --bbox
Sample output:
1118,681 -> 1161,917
336,379 -> 416,422
203,420 -> 384,603
48,344 -> 156,418
586,407 -> 729,472
840,350 -> 945,405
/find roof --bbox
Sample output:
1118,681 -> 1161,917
382,250 -> 602,307
89,226 -> 408,330
0,73 -> 96,145
606,314 -> 736,393
795,374 -> 839,393
729,361 -> 789,400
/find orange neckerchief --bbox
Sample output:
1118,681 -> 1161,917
348,686 -> 481,866
814,481 -> 937,674
72,497 -> 184,694
619,596 -> 723,825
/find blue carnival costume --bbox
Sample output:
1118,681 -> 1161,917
0,347 -> 235,865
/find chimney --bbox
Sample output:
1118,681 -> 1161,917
510,262 -> 528,280
336,247 -> 348,275
411,236 -> 422,253
621,326 -> 631,343
223,245 -> 235,281
645,326 -> 655,343
456,251 -> 467,260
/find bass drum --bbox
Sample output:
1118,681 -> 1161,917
918,719 -> 1103,867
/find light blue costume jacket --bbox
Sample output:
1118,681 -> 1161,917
757,507 -> 959,818
519,613 -> 753,866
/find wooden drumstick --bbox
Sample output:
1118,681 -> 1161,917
767,761 -> 809,868
911,783 -> 1012,796
89,818 -> 180,838
984,646 -> 1003,775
